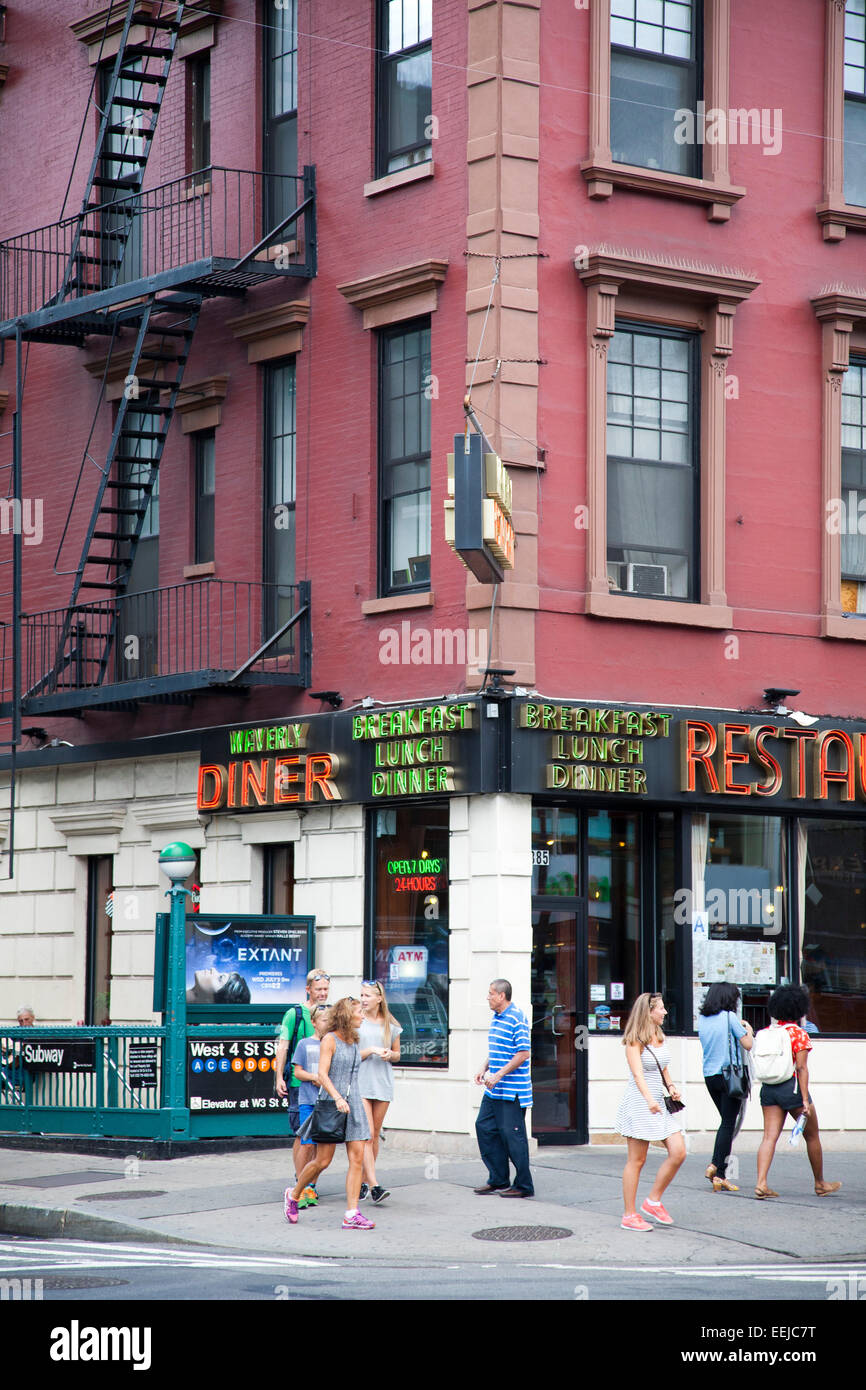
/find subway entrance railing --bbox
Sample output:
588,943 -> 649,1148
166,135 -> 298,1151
0,1024 -> 290,1141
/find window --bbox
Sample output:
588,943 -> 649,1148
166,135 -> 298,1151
263,0 -> 298,228
188,54 -> 211,175
263,844 -> 294,914
263,361 -> 296,638
194,431 -> 215,565
367,803 -> 449,1068
86,856 -> 114,1025
841,362 -> 866,611
801,819 -> 866,1034
377,0 -> 433,176
606,325 -> 698,602
610,0 -> 699,177
379,320 -> 431,594
98,61 -> 144,286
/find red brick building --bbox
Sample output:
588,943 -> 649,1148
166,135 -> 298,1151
0,2 -> 863,1147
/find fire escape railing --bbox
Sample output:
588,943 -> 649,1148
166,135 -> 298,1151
0,167 -> 316,328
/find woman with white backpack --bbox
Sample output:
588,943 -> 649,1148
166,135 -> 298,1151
753,984 -> 841,1201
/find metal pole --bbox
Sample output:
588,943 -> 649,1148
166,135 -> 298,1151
162,880 -> 190,1137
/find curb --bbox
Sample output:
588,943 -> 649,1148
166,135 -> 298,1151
0,1201 -> 212,1249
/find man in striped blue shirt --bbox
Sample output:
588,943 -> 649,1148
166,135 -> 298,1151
473,979 -> 534,1198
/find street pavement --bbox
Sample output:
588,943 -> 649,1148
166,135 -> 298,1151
0,1134 -> 862,1269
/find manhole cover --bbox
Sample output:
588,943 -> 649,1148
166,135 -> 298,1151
75,1190 -> 166,1202
42,1276 -> 130,1291
472,1225 -> 573,1243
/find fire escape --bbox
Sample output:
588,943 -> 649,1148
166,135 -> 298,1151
0,0 -> 315,764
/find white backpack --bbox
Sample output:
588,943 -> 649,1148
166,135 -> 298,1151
751,1024 -> 795,1085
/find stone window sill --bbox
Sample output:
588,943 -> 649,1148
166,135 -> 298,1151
816,200 -> 866,242
822,612 -> 866,640
586,591 -> 733,629
364,162 -> 434,199
184,562 -> 215,580
361,592 -> 434,616
580,159 -> 745,222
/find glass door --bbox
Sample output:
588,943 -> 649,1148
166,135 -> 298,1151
531,806 -> 587,1143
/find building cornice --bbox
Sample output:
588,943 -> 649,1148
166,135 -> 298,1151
337,260 -> 449,330
227,300 -> 310,364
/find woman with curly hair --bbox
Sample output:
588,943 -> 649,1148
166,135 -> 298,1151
754,983 -> 841,1201
283,996 -> 374,1230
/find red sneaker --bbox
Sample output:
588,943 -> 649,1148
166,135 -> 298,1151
621,1213 -> 653,1231
641,1198 -> 673,1225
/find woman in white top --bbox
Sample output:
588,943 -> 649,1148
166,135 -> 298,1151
617,993 -> 686,1232
358,979 -> 402,1205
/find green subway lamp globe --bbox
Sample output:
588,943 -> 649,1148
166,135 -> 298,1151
158,841 -> 197,883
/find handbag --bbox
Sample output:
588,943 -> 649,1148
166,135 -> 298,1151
308,1083 -> 350,1144
645,1045 -> 685,1114
720,1012 -> 749,1101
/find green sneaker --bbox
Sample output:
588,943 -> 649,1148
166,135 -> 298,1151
299,1185 -> 318,1208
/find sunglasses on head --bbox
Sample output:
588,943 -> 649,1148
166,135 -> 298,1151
361,979 -> 382,990
309,973 -> 330,983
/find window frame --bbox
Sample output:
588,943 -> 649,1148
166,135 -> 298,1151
578,247 -> 760,628
605,319 -> 702,604
377,316 -> 433,598
263,0 -> 299,228
188,52 -> 211,177
376,0 -> 433,179
819,0 -> 866,238
193,429 -> 216,566
582,0 -> 743,221
262,358 -> 297,640
609,0 -> 703,180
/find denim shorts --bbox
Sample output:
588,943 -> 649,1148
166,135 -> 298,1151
298,1103 -> 315,1145
760,1078 -> 805,1113
288,1094 -> 301,1135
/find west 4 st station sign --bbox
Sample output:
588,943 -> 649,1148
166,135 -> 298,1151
197,700 -> 866,814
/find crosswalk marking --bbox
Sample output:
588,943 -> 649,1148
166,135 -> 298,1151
0,1238 -> 335,1273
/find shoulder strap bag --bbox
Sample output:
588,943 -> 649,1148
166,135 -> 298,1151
645,1045 -> 685,1113
721,1012 -> 749,1101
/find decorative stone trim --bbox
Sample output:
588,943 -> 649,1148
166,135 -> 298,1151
173,374 -> 229,434
817,0 -> 861,241
361,592 -> 435,616
581,0 -> 744,221
50,803 -> 128,856
812,287 -> 866,638
84,348 -> 148,403
577,247 -> 759,626
235,813 -> 303,846
132,797 -> 207,851
227,300 -> 309,365
0,390 -> 8,417
71,2 -> 222,65
183,561 -> 215,580
363,162 -> 435,198
337,260 -> 448,330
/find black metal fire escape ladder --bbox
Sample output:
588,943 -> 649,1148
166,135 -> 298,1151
58,0 -> 189,303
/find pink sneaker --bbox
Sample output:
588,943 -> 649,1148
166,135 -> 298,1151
342,1210 -> 375,1230
284,1189 -> 298,1224
641,1198 -> 673,1225
621,1213 -> 653,1231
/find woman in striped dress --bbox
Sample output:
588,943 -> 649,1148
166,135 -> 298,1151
617,993 -> 686,1231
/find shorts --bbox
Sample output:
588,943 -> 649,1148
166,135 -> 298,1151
760,1078 -> 805,1112
288,1093 -> 301,1136
298,1103 -> 315,1145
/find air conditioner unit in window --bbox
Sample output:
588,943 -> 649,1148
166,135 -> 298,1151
626,562 -> 669,597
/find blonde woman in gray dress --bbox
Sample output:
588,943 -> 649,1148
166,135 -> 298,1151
617,993 -> 686,1232
358,979 -> 402,1204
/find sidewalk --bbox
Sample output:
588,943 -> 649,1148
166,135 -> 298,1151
0,1135 -> 862,1265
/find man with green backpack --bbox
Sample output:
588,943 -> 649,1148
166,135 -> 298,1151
276,970 -> 331,1205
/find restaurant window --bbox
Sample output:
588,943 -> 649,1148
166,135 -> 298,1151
379,320 -> 431,594
800,820 -> 866,1035
692,813 -> 788,1028
845,0 -> 866,206
377,0 -> 433,177
610,0 -> 700,177
840,360 -> 866,612
263,843 -> 295,915
606,324 -> 699,602
587,810 -> 641,1032
367,803 -> 449,1067
655,809 -> 680,1031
